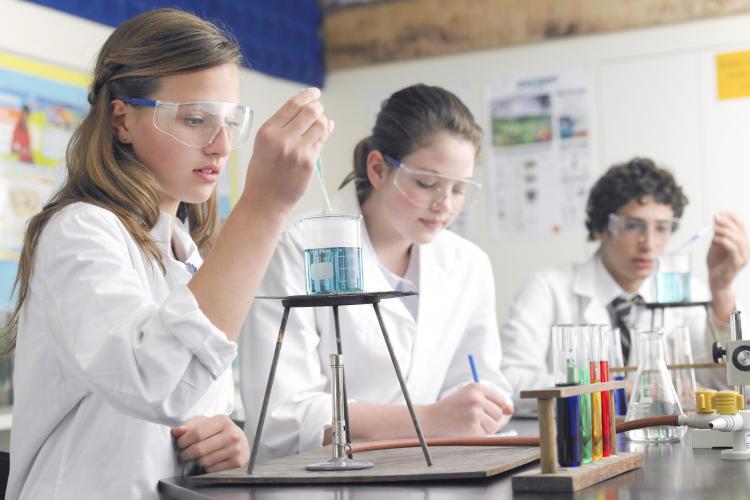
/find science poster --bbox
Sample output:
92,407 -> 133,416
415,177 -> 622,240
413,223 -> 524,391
486,69 -> 593,239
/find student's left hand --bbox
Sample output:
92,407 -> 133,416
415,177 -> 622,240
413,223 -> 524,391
171,415 -> 249,473
707,212 -> 750,294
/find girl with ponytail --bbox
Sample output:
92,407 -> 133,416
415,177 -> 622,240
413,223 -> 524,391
241,84 -> 513,461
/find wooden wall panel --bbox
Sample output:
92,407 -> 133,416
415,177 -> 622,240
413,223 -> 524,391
324,0 -> 750,69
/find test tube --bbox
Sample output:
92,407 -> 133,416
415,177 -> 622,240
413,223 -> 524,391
589,325 -> 603,461
599,325 -> 613,457
577,325 -> 593,465
554,325 -> 581,467
609,327 -> 628,416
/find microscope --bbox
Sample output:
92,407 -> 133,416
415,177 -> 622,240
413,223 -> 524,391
680,310 -> 750,455
712,310 -> 750,397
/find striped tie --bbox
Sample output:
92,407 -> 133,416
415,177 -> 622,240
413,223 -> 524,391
610,295 -> 643,364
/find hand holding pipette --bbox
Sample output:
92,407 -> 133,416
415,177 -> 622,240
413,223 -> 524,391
242,88 -> 333,212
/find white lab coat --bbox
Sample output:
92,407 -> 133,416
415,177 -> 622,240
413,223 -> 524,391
240,183 -> 513,461
7,203 -> 236,500
500,252 -> 730,414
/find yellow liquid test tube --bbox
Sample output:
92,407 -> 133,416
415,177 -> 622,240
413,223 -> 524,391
591,381 -> 603,460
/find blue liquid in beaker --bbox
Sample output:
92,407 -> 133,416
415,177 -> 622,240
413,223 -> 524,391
655,271 -> 691,303
305,247 -> 363,294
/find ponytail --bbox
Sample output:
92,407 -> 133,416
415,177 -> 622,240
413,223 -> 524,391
339,137 -> 375,205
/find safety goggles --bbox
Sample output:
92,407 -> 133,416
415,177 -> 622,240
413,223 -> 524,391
382,154 -> 481,213
120,97 -> 253,149
607,213 -> 679,242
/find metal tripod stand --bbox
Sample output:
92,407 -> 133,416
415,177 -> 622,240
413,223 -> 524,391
246,291 -> 433,474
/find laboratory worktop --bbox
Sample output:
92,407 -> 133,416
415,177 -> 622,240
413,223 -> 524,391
158,418 -> 750,499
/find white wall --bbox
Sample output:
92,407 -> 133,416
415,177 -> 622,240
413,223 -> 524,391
3,0 -> 750,326
323,15 -> 750,324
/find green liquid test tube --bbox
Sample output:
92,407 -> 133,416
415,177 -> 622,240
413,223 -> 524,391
577,326 -> 592,464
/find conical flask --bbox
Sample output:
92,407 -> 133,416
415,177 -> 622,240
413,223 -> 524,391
666,326 -> 697,412
625,329 -> 686,442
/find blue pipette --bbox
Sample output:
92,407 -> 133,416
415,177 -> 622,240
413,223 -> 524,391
669,224 -> 712,255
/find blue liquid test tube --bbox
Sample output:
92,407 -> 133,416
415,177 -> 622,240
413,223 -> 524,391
554,325 -> 581,467
614,377 -> 628,416
609,327 -> 628,416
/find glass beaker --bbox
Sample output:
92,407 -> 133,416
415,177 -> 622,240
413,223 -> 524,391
655,253 -> 691,303
625,329 -> 686,442
300,213 -> 364,295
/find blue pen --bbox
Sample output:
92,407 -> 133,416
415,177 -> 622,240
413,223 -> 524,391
468,354 -> 480,382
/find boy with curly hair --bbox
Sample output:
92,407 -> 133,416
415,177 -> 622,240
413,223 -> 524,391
501,157 -> 749,412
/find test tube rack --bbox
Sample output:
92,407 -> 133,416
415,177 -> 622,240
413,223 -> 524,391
512,380 -> 643,492
609,362 -> 725,374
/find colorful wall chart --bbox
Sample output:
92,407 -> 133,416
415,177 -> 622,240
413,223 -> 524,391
0,51 -> 243,310
0,51 -> 89,309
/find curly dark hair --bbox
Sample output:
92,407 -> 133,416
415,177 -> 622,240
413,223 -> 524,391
585,157 -> 688,241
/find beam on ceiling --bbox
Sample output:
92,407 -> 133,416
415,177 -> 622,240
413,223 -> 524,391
324,0 -> 750,69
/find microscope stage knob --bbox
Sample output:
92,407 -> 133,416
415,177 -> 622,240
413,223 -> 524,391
713,342 -> 727,364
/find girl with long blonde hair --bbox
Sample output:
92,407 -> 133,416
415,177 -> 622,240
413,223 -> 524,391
5,8 -> 331,498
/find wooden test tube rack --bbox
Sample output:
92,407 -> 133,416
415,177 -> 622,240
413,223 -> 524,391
512,380 -> 643,492
610,362 -> 725,374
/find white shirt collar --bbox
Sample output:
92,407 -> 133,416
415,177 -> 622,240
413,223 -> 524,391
151,211 -> 203,273
378,245 -> 420,293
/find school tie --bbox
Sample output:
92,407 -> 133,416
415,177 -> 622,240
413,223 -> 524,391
610,295 -> 644,365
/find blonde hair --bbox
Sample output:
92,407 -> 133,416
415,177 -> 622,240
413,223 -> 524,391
2,8 -> 242,353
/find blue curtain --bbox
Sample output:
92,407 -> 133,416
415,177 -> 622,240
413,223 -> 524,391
25,0 -> 325,87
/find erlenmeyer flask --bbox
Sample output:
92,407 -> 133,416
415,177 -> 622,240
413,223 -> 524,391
625,329 -> 686,442
666,326 -> 697,412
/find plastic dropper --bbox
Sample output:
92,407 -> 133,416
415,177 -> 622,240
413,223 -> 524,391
316,156 -> 333,213
669,224 -> 712,255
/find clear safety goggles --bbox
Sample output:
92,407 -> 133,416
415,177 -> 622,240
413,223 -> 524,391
382,154 -> 481,213
121,97 -> 253,149
607,213 -> 679,242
